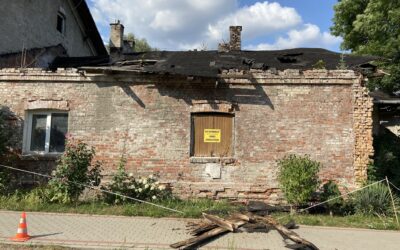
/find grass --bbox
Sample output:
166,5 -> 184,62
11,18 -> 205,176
272,212 -> 400,230
1,193 -> 399,230
0,243 -> 73,250
0,194 -> 239,218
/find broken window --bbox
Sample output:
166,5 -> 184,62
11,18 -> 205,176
25,111 -> 68,154
56,12 -> 66,34
191,113 -> 234,157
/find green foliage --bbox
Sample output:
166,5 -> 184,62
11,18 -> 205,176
0,110 -> 7,156
46,140 -> 102,203
0,108 -> 11,195
125,33 -> 156,52
368,130 -> 400,189
367,162 -> 378,182
320,180 -> 345,214
273,212 -> 399,230
0,169 -> 11,195
102,158 -> 172,204
312,60 -> 326,69
367,63 -> 400,93
22,187 -> 49,205
331,0 -> 400,93
332,0 -> 400,57
0,192 -> 239,218
277,154 -> 321,206
351,182 -> 398,216
336,54 -> 348,70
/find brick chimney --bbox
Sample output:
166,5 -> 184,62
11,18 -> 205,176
109,20 -> 124,57
229,26 -> 242,51
218,26 -> 242,52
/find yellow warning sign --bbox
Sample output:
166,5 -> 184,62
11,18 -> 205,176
204,129 -> 221,143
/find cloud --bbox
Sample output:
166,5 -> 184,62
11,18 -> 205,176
245,24 -> 342,51
89,0 -> 237,50
89,0 -> 302,50
88,0 -> 340,51
208,2 -> 301,41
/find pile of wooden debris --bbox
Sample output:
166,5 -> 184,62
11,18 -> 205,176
170,202 -> 319,250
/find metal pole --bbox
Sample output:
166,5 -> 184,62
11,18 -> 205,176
386,176 -> 400,228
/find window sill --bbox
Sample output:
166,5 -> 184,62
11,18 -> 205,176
20,153 -> 63,161
190,157 -> 236,164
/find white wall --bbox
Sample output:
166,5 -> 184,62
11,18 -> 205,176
0,0 -> 97,56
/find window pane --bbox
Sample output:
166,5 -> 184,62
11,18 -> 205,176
57,14 -> 64,33
49,113 -> 68,152
30,114 -> 47,152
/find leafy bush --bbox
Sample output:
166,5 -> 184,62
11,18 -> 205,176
312,60 -> 326,69
278,154 -> 321,206
22,186 -> 49,205
0,169 -> 11,195
369,130 -> 400,190
320,180 -> 344,215
102,158 -> 172,204
0,109 -> 12,195
46,139 -> 102,203
0,109 -> 7,156
352,182 -> 398,216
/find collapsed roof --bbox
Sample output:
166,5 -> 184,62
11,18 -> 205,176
51,48 -> 378,78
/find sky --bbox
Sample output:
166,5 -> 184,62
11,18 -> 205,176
87,0 -> 342,52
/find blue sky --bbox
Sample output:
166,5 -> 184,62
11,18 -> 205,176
88,0 -> 342,51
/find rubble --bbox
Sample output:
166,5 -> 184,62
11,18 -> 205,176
171,212 -> 318,250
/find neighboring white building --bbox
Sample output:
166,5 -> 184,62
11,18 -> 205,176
0,0 -> 107,67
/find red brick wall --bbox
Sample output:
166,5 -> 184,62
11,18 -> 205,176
0,68 -> 373,202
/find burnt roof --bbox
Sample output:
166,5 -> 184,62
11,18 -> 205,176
51,55 -> 110,68
52,48 -> 378,77
72,0 -> 108,56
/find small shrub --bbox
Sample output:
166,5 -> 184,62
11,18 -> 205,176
0,107 -> 13,157
320,180 -> 344,215
0,169 -> 11,195
336,53 -> 348,70
102,158 -> 172,204
278,154 -> 321,206
0,110 -> 7,156
352,182 -> 398,216
312,60 -> 326,69
0,110 -> 12,195
102,158 -> 129,204
46,139 -> 102,203
22,186 -> 48,205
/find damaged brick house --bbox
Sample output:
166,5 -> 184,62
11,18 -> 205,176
0,0 -> 107,68
0,24 -> 376,202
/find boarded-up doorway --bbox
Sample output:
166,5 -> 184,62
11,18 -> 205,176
191,113 -> 234,157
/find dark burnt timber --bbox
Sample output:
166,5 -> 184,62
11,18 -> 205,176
171,212 -> 319,250
51,48 -> 377,78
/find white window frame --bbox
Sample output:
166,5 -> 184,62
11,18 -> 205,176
23,111 -> 68,155
56,11 -> 66,35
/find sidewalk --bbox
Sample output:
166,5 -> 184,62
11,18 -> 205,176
0,210 -> 399,249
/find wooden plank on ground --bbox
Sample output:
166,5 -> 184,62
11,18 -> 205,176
202,213 -> 236,232
253,215 -> 319,250
170,218 -> 247,249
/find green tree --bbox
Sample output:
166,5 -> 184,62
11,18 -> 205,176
124,33 -> 156,52
331,0 -> 400,93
